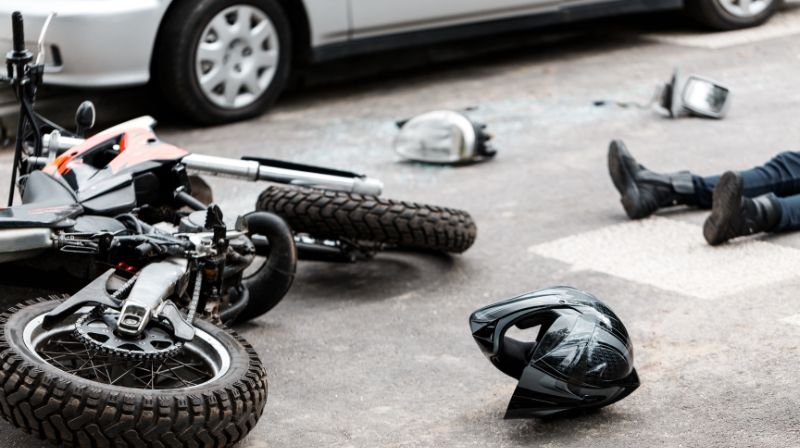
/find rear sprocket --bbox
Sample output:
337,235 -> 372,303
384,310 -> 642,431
74,309 -> 184,360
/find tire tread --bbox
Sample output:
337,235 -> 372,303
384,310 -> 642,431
256,186 -> 477,253
0,297 -> 268,447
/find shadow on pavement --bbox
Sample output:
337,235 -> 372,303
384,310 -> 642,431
291,251 -> 457,302
504,408 -> 630,442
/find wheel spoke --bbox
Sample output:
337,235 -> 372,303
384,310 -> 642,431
250,21 -> 272,42
197,42 -> 225,65
66,362 -> 117,375
127,368 -> 155,388
209,14 -> 236,42
224,79 -> 243,106
169,358 -> 215,377
40,351 -> 82,360
148,359 -> 168,389
40,352 -> 74,371
163,364 -> 198,388
110,362 -> 144,385
71,356 -> 94,375
243,69 -> 260,94
256,49 -> 278,69
235,7 -> 253,38
720,0 -> 770,16
200,67 -> 227,92
85,349 -> 103,380
102,363 -> 113,384
739,0 -> 753,13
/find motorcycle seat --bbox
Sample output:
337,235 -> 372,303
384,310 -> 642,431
0,172 -> 82,229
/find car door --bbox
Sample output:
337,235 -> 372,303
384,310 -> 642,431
349,0 -> 561,39
303,0 -> 352,46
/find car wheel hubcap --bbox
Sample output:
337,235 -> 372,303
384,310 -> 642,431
196,5 -> 279,110
718,0 -> 773,18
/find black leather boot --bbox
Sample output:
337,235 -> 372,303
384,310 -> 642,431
703,171 -> 781,246
608,140 -> 697,220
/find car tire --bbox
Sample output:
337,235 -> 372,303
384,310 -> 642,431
685,0 -> 782,30
154,0 -> 292,125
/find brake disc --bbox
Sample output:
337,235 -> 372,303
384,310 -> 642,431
74,309 -> 184,360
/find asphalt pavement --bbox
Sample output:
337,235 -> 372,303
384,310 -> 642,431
1,5 -> 800,447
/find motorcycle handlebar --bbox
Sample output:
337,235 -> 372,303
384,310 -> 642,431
42,132 -> 85,151
36,135 -> 385,196
11,11 -> 25,54
182,154 -> 384,196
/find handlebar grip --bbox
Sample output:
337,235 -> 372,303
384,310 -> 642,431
135,242 -> 156,258
11,11 -> 25,53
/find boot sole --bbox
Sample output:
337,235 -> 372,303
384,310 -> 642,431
608,140 -> 643,220
703,171 -> 742,246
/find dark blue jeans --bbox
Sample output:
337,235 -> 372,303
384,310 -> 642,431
692,151 -> 800,232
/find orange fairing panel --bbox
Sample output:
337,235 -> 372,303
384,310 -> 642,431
108,128 -> 188,173
43,116 -> 189,176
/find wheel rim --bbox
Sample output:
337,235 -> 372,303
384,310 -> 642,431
195,4 -> 279,110
717,0 -> 773,18
23,309 -> 231,390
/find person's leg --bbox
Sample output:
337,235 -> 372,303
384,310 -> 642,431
608,140 -> 699,220
691,176 -> 718,209
703,172 -> 782,245
693,151 -> 800,208
772,194 -> 800,232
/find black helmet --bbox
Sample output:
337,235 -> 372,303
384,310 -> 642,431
470,287 -> 639,418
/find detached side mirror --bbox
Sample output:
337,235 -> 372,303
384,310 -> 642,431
682,75 -> 731,119
393,110 -> 497,165
658,69 -> 731,119
75,100 -> 96,137
659,70 -> 682,118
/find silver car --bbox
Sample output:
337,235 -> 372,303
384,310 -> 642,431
0,0 -> 781,124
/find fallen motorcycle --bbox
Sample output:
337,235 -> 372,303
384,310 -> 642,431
0,11 -> 477,446
0,12 -> 297,446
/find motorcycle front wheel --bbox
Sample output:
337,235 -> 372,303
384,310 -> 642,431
0,297 -> 268,447
256,186 -> 477,253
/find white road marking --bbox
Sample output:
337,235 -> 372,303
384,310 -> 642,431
643,5 -> 800,49
781,314 -> 800,327
528,217 -> 800,300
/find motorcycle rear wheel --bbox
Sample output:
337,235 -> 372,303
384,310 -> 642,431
256,186 -> 477,253
0,297 -> 268,447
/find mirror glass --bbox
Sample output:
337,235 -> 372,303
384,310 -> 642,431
75,101 -> 96,130
683,78 -> 729,116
